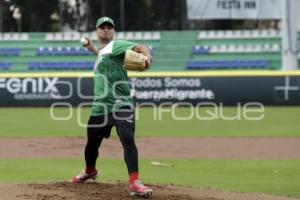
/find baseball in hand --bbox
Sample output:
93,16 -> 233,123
80,37 -> 89,46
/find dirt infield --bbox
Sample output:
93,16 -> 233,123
1,137 -> 300,159
1,137 -> 300,200
0,182 -> 299,200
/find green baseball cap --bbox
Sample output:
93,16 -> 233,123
96,17 -> 115,28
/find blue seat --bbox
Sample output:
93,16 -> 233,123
67,62 -> 79,69
46,48 -> 54,56
28,62 -> 42,70
80,48 -> 90,55
28,62 -> 35,70
53,48 -> 63,56
211,61 -> 223,69
68,47 -> 77,55
222,60 -> 235,68
36,47 -> 45,56
12,48 -> 20,56
200,61 -> 210,69
186,60 -> 197,69
77,61 -> 93,69
186,59 -> 270,70
35,46 -> 94,56
254,60 -> 268,69
43,62 -> 51,69
192,46 -> 210,54
52,62 -> 64,70
0,48 -> 20,56
235,60 -> 247,68
28,61 -> 94,70
187,60 -> 209,69
61,47 -> 68,55
0,62 -> 11,70
229,60 -> 240,69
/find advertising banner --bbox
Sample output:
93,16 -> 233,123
187,0 -> 281,20
0,75 -> 299,106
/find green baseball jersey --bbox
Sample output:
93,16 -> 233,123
91,40 -> 137,116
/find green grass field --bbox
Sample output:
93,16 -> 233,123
0,106 -> 299,137
0,107 -> 299,198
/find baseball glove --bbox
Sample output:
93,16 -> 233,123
124,49 -> 147,71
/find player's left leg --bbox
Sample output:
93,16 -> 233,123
115,110 -> 152,197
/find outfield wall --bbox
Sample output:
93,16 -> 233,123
0,71 -> 300,106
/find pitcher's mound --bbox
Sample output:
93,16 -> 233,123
0,182 -> 297,200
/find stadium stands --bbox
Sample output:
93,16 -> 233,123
186,60 -> 269,70
0,62 -> 11,70
36,46 -> 92,56
0,31 -> 161,72
44,31 -> 161,41
0,48 -> 21,56
197,29 -> 280,39
0,30 -> 299,72
192,44 -> 280,54
190,29 -> 284,70
28,61 -> 94,70
0,33 -> 29,41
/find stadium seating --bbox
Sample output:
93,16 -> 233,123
192,46 -> 210,54
197,29 -> 280,40
0,48 -> 21,56
0,62 -> 11,70
189,29 -> 284,70
192,44 -> 280,54
186,60 -> 269,70
28,61 -> 94,70
45,32 -> 81,41
0,30 -> 299,72
45,31 -> 161,41
0,33 -> 29,41
36,46 -> 92,56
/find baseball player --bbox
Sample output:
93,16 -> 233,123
71,16 -> 153,197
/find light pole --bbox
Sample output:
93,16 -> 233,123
281,0 -> 299,70
120,0 -> 124,31
0,0 -> 3,32
181,0 -> 187,30
59,0 -> 64,31
101,0 -> 105,16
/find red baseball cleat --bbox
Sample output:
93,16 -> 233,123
130,180 -> 153,198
